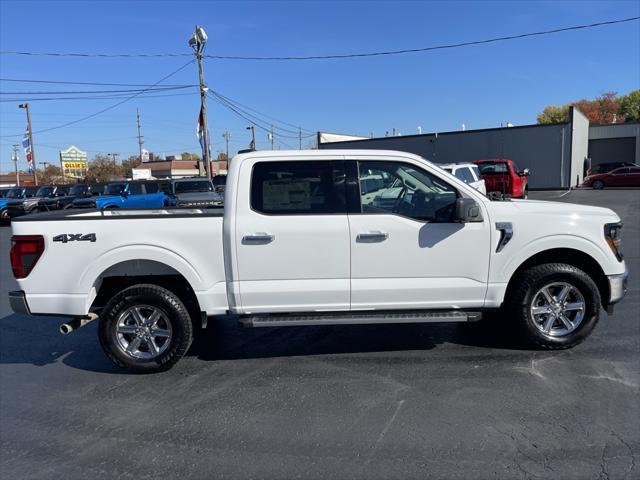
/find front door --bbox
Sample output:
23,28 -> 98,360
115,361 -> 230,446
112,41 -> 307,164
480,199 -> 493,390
234,159 -> 350,314
349,158 -> 491,310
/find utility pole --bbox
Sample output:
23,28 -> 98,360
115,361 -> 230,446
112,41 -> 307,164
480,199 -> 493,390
268,126 -> 274,150
108,153 -> 119,177
298,127 -> 302,149
189,25 -> 212,180
136,108 -> 144,162
19,102 -> 37,185
11,144 -> 20,186
222,130 -> 231,161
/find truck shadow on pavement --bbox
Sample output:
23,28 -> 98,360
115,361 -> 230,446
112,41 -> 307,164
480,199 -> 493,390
0,312 -> 531,373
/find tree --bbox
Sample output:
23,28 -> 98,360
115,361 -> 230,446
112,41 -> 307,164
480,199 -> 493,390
537,91 -> 636,125
120,155 -> 142,178
619,90 -> 640,122
537,105 -> 569,124
87,154 -> 121,182
180,152 -> 201,161
37,164 -> 64,185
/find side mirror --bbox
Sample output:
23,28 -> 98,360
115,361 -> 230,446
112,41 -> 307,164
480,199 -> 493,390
520,168 -> 530,176
454,197 -> 483,223
120,190 -> 128,197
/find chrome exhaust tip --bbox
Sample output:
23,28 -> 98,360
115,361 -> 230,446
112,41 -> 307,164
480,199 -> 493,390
59,313 -> 98,335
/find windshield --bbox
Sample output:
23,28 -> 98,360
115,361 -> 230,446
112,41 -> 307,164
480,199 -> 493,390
6,188 -> 24,199
174,180 -> 214,194
69,184 -> 88,195
36,186 -> 54,197
106,183 -> 125,195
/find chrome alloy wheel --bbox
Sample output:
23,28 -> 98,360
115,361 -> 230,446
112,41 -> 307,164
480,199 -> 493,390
115,305 -> 172,360
530,282 -> 585,337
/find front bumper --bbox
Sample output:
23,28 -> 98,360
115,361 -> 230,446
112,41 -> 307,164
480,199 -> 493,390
9,290 -> 31,315
606,270 -> 628,313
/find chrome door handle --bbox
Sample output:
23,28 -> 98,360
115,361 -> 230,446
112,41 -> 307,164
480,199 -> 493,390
242,233 -> 275,244
356,231 -> 389,243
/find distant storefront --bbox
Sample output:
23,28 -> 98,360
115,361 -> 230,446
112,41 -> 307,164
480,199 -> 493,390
59,145 -> 88,180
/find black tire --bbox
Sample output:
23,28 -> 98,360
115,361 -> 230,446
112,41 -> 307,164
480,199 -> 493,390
98,284 -> 193,373
593,180 -> 605,190
522,187 -> 528,199
506,263 -> 601,349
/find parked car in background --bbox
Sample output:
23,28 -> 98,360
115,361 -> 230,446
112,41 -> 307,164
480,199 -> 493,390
583,166 -> 640,189
1,186 -> 39,223
38,183 -> 104,211
0,187 -> 11,198
587,162 -> 638,176
440,163 -> 486,194
6,185 -> 68,219
473,159 -> 529,198
212,174 -> 227,194
171,177 -> 223,208
73,180 -> 175,209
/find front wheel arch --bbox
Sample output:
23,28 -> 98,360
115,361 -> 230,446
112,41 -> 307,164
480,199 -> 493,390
504,248 -> 609,310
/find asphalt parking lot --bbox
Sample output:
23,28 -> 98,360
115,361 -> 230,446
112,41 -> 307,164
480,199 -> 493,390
0,189 -> 638,480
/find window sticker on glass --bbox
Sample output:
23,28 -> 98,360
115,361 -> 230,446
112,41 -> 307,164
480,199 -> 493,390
263,180 -> 311,210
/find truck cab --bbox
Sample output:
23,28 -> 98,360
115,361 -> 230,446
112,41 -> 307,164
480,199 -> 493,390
473,159 -> 529,198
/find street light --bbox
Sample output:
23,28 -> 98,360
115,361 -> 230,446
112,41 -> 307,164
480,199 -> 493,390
246,125 -> 256,150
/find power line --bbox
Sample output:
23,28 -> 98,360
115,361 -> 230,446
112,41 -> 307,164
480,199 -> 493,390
0,78 -> 195,87
0,17 -> 637,61
209,90 -> 315,138
0,92 -> 198,103
211,90 -> 314,134
0,60 -> 194,138
0,85 -> 194,95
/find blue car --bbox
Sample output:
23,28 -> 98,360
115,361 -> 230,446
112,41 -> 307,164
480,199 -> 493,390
72,180 -> 174,209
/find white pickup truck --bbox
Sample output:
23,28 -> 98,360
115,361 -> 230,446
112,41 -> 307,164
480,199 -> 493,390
9,150 -> 628,372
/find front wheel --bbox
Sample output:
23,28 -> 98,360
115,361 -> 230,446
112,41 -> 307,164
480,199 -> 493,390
506,263 -> 601,349
98,284 -> 194,372
593,180 -> 605,190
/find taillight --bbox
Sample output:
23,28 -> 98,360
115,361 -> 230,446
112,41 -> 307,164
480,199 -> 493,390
10,235 -> 45,279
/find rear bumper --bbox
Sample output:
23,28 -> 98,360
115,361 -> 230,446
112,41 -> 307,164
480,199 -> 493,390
9,290 -> 31,315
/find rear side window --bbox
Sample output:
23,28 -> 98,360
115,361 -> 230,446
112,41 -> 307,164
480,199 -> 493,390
128,183 -> 144,195
454,168 -> 475,184
629,168 -> 640,173
144,182 -> 159,193
251,161 -> 347,214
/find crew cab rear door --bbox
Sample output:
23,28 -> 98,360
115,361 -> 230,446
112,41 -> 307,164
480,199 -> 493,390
348,156 -> 491,310
233,157 -> 350,313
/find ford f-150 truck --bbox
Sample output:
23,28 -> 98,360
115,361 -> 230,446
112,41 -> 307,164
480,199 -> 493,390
9,150 -> 628,372
474,159 -> 529,198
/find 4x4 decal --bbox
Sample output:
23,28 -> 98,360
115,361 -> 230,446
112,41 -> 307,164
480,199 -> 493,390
53,233 -> 96,243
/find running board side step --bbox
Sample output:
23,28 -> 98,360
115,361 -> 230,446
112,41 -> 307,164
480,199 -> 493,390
240,311 -> 482,328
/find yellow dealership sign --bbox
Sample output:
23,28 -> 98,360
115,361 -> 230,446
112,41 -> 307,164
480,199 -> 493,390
59,145 -> 87,179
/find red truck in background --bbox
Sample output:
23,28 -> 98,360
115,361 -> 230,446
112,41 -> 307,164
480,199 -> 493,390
473,159 -> 530,198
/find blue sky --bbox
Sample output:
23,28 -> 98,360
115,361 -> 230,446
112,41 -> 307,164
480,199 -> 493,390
0,0 -> 639,172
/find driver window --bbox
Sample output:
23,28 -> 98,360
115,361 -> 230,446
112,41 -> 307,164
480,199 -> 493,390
357,161 -> 458,222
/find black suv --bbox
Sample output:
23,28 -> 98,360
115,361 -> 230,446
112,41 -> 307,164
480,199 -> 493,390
38,183 -> 106,211
1,186 -> 39,222
171,177 -> 223,208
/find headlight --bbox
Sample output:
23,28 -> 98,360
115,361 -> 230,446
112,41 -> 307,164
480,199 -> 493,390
604,222 -> 623,261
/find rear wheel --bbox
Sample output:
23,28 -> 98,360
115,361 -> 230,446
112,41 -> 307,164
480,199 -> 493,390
593,180 -> 605,190
522,187 -> 528,199
506,263 -> 601,349
98,284 -> 193,372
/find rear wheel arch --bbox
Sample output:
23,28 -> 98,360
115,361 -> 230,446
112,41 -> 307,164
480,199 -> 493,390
504,248 -> 609,309
91,260 -> 204,328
